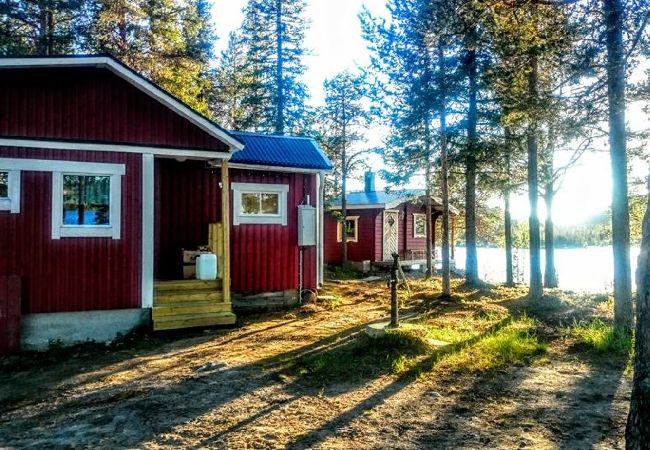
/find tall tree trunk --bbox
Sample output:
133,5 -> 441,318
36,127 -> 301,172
275,0 -> 284,135
425,120 -> 433,279
504,128 -> 514,287
39,2 -> 53,56
544,182 -> 558,288
505,189 -> 514,286
527,55 -> 543,299
543,130 -> 558,288
439,40 -> 451,297
604,0 -> 633,331
626,174 -> 650,448
341,104 -> 348,268
464,40 -> 479,285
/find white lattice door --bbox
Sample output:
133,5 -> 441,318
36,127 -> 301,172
383,210 -> 399,261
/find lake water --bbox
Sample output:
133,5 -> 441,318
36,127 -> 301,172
451,246 -> 641,294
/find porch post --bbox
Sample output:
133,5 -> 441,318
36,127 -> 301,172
141,153 -> 154,309
221,159 -> 231,303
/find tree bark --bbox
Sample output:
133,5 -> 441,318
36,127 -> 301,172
504,128 -> 514,287
505,189 -> 514,286
464,40 -> 479,285
626,173 -> 650,448
275,0 -> 285,135
341,117 -> 348,268
439,40 -> 451,297
604,0 -> 633,331
544,181 -> 558,288
527,55 -> 543,299
544,137 -> 558,288
425,160 -> 433,279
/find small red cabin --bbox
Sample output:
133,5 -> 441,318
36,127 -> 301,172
324,172 -> 456,269
0,55 -> 331,350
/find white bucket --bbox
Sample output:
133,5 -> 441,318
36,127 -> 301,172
196,253 -> 218,280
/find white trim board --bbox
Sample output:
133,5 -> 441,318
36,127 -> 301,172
0,56 -> 244,152
231,182 -> 289,226
0,157 -> 125,175
51,171 -> 122,239
141,154 -> 154,308
0,138 -> 232,160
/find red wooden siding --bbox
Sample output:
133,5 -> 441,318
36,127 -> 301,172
0,67 -> 228,151
0,276 -> 20,354
154,159 -> 222,280
0,148 -> 142,313
325,203 -> 441,264
324,208 -> 382,264
230,169 -> 317,293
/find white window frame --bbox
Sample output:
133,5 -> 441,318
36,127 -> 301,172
413,213 -> 427,238
232,182 -> 289,226
337,216 -> 359,243
0,169 -> 21,213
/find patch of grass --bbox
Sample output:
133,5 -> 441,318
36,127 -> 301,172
567,319 -> 633,354
288,324 -> 434,381
436,317 -> 547,373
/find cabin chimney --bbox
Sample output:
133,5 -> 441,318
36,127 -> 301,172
364,170 -> 376,193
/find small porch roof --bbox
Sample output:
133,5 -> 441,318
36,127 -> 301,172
229,131 -> 333,171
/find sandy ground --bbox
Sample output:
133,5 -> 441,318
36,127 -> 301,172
0,281 -> 631,449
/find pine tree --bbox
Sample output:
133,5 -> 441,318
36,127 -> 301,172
361,0 -> 438,278
0,0 -> 92,55
233,0 -> 309,134
86,0 -> 215,114
483,0 -> 575,299
318,71 -> 370,267
209,32 -> 250,129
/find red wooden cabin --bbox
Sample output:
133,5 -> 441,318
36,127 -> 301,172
324,171 -> 456,269
0,55 -> 331,351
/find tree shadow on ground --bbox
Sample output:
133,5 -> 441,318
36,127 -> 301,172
0,314 -> 307,409
283,317 -> 512,449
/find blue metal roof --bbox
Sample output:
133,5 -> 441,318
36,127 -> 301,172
329,189 -> 456,213
330,189 -> 426,207
229,131 -> 333,170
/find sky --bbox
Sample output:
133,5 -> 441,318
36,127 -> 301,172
211,0 -> 648,226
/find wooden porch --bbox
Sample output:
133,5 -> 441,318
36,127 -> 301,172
152,160 -> 235,331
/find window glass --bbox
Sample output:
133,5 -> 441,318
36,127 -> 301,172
241,193 -> 260,214
345,219 -> 357,239
0,171 -> 7,198
414,214 -> 426,237
62,175 -> 110,225
261,193 -> 279,214
241,192 -> 280,216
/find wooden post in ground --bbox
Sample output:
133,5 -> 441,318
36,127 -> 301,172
221,160 -> 231,303
389,252 -> 399,328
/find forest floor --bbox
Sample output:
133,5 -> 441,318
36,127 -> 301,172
0,277 -> 632,449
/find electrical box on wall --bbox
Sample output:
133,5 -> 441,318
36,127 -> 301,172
298,204 -> 317,247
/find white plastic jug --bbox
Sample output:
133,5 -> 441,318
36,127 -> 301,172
196,253 -> 218,280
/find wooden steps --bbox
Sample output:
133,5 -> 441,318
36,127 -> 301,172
153,279 -> 236,331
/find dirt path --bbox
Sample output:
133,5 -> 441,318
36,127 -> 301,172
0,281 -> 631,449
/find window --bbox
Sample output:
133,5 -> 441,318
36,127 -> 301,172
241,192 -> 280,216
0,169 -> 20,213
62,175 -> 111,225
52,169 -> 123,239
413,213 -> 426,238
0,171 -> 7,198
232,182 -> 289,225
337,216 -> 359,243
